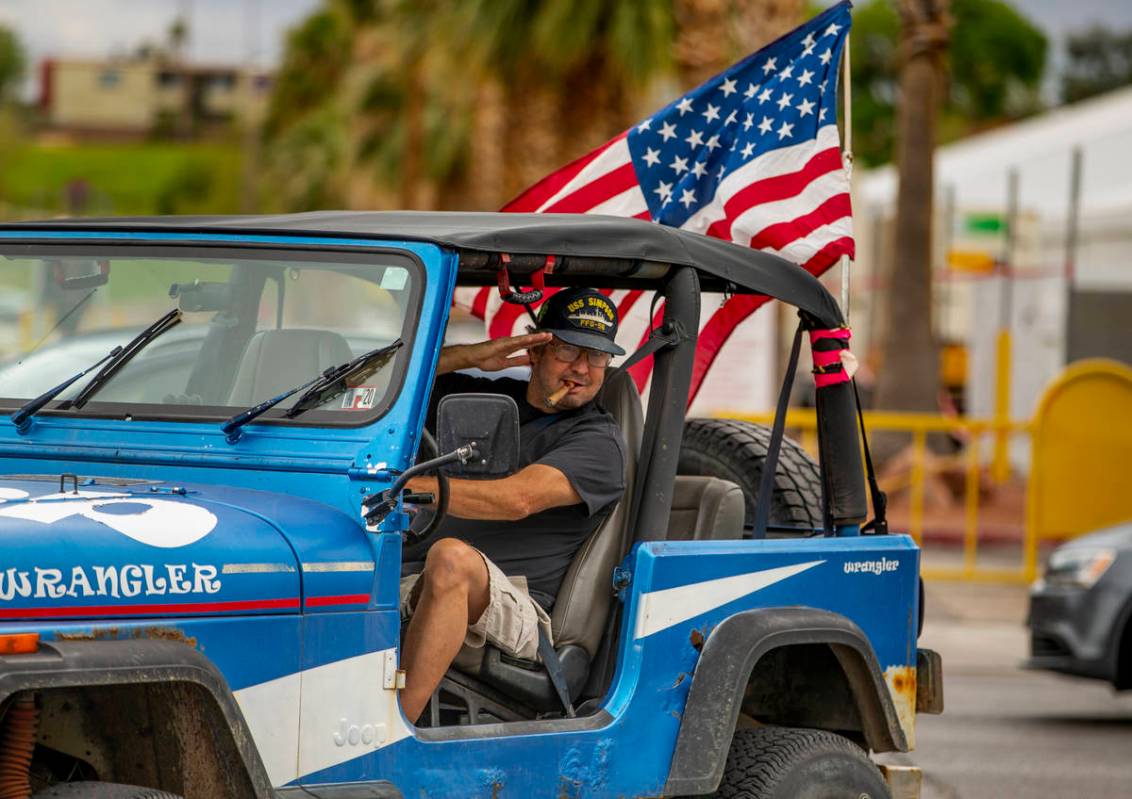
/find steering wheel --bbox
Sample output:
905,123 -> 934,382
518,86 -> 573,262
404,428 -> 449,546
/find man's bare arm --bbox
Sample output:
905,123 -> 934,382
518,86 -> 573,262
406,464 -> 581,521
436,332 -> 552,375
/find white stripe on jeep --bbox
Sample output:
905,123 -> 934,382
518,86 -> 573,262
222,562 -> 297,574
301,561 -> 376,573
633,560 -> 825,640
234,648 -> 411,786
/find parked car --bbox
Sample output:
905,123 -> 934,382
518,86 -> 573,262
1027,521 -> 1132,689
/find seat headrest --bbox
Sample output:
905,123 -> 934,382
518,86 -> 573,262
599,368 -> 644,461
228,329 -> 355,406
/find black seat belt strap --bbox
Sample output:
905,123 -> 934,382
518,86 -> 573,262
853,379 -> 888,535
537,626 -> 575,718
751,322 -> 804,540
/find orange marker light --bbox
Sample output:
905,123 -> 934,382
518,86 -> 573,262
0,633 -> 40,655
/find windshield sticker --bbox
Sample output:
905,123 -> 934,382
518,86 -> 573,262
0,562 -> 221,601
340,387 -> 378,410
0,492 -> 217,548
380,267 -> 409,291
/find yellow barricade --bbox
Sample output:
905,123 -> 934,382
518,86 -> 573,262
1028,359 -> 1132,544
724,360 -> 1132,584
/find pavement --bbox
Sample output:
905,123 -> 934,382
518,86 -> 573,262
877,576 -> 1132,799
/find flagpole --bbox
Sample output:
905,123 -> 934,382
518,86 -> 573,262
840,32 -> 853,323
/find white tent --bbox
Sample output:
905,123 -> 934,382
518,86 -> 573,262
853,87 -> 1132,469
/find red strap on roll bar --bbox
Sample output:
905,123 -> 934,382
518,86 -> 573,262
497,254 -> 554,305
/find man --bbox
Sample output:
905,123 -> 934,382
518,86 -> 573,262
398,287 -> 627,723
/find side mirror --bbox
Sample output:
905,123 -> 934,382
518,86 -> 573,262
437,393 -> 520,478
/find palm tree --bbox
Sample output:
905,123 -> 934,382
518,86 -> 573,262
263,0 -> 805,212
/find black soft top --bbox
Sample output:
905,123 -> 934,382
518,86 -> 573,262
1,211 -> 844,326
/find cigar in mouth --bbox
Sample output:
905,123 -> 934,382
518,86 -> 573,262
545,384 -> 571,408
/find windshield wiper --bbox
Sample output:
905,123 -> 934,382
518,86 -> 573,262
11,346 -> 123,433
9,308 -> 182,432
220,339 -> 404,444
64,309 -> 183,410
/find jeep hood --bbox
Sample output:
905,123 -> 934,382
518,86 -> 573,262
0,476 -> 373,621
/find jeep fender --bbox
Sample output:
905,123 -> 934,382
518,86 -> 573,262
663,607 -> 908,797
0,639 -> 274,799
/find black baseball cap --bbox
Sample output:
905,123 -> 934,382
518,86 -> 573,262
535,287 -> 626,356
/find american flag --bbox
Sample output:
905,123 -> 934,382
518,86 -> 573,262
460,2 -> 853,405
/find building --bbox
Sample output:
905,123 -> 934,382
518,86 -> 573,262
38,55 -> 272,136
853,86 -> 1132,468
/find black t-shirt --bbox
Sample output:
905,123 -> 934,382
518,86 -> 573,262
417,372 -> 626,610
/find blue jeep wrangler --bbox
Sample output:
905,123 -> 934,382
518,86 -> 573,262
0,213 -> 941,799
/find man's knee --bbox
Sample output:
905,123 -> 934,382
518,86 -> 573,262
422,538 -> 482,593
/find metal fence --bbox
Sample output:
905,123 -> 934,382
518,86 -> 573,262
725,408 -> 1038,584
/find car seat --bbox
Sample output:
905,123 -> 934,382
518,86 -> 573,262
227,329 -> 354,406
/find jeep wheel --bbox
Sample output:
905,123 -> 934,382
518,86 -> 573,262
679,418 -> 823,534
32,783 -> 184,799
710,726 -> 891,799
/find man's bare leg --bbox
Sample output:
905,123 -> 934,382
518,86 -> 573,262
399,538 -> 491,723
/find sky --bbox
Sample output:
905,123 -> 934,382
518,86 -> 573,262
2,0 -> 1132,99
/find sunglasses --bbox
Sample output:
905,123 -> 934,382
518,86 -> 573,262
547,340 -> 612,368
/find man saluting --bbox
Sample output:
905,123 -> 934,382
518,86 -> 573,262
399,288 -> 627,723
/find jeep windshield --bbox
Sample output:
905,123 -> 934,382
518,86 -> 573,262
0,246 -> 421,427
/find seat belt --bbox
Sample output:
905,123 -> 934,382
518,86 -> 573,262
537,626 -> 575,718
608,320 -> 685,381
853,379 -> 888,535
751,322 -> 804,540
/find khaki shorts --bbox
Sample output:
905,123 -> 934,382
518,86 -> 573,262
400,549 -> 552,663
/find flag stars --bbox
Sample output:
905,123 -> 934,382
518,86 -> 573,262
702,102 -> 721,122
801,31 -> 816,56
761,57 -> 777,75
642,147 -> 661,167
744,83 -> 758,99
820,49 -> 833,66
685,128 -> 705,148
777,121 -> 795,140
669,155 -> 690,175
824,23 -> 842,37
758,116 -> 774,135
720,78 -> 738,97
797,69 -> 814,87
776,92 -> 794,111
658,121 -> 677,142
778,64 -> 794,81
692,160 -> 708,178
637,118 -> 652,133
743,112 -> 754,131
797,98 -> 815,117
741,141 -> 756,159
758,87 -> 773,104
724,109 -> 738,125
819,106 -> 829,121
679,188 -> 698,208
705,134 -> 721,151
654,180 -> 673,203
676,97 -> 694,115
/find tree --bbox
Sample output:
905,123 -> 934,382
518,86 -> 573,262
262,0 -> 805,213
871,0 -> 949,429
0,26 -> 25,104
850,0 -> 1046,166
1062,26 -> 1132,104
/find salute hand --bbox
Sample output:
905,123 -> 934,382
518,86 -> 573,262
456,332 -> 552,372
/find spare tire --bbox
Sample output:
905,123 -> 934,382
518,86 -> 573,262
678,418 -> 823,535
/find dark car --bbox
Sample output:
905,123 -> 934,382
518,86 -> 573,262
1027,522 -> 1132,689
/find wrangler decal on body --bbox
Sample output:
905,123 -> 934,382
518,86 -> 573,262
0,563 -> 221,601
